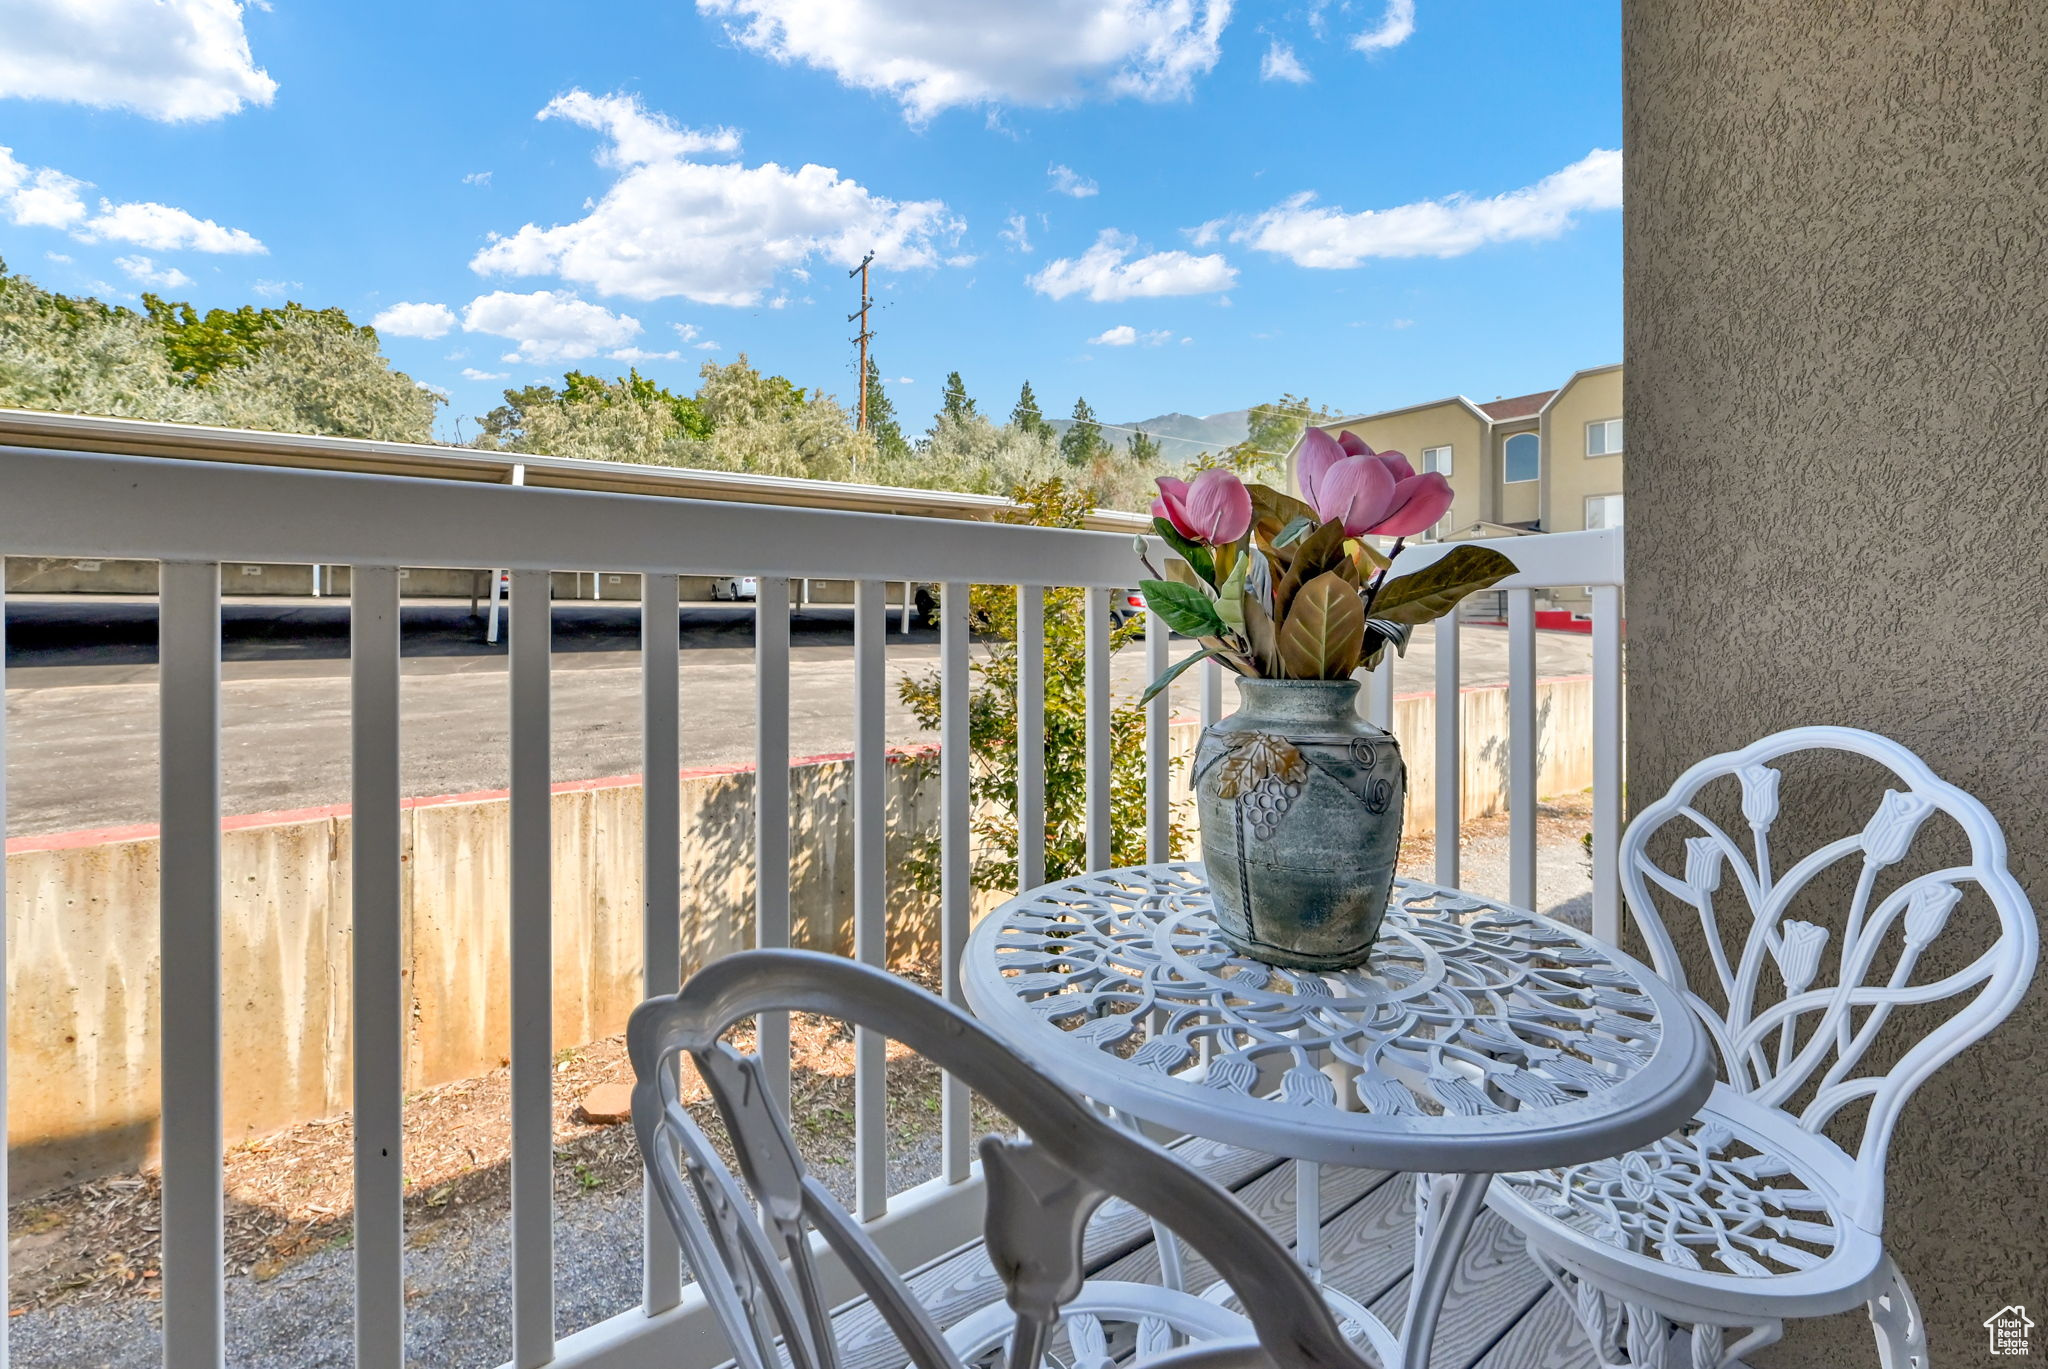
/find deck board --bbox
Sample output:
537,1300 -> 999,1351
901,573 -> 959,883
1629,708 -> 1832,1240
825,1144 -> 1598,1369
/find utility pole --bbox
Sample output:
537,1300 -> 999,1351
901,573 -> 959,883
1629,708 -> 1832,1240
848,251 -> 875,434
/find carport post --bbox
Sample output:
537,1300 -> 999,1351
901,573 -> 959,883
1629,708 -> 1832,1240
485,463 -> 526,644
900,581 -> 913,632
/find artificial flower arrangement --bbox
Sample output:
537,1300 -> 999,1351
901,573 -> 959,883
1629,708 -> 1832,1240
1138,428 -> 1519,701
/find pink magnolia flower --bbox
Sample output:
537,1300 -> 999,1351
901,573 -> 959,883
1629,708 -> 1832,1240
1153,469 -> 1253,545
1295,428 -> 1453,538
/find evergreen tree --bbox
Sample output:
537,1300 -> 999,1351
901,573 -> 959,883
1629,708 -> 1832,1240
862,357 -> 911,461
1127,427 -> 1162,466
939,369 -> 977,424
1010,379 -> 1047,435
1059,395 -> 1106,467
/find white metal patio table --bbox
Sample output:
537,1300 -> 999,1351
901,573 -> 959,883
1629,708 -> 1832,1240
962,862 -> 1715,1369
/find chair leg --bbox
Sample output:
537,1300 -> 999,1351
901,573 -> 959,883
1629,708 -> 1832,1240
1868,1256 -> 1928,1369
1526,1247 -> 1782,1369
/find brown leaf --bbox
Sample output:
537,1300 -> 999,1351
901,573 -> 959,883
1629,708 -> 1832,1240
1212,731 -> 1309,799
1276,570 -> 1365,680
1369,546 -> 1518,626
1273,519 -> 1349,623
1243,593 -> 1281,678
1249,484 -> 1317,547
1164,558 -> 1200,588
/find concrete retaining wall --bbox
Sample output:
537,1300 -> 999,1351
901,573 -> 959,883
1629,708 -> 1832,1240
5,677 -> 1592,1195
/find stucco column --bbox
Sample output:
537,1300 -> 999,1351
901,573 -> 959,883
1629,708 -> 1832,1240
1624,2 -> 2046,1363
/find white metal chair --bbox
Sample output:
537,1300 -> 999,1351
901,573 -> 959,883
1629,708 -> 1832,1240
628,948 -> 1379,1369
1487,726 -> 2037,1368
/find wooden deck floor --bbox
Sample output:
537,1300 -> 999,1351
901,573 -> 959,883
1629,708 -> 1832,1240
828,1137 -> 1600,1369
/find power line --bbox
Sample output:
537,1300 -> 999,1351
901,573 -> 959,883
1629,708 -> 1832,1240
846,251 -> 875,439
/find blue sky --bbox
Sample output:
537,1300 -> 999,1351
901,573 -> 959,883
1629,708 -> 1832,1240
0,1 -> 1621,441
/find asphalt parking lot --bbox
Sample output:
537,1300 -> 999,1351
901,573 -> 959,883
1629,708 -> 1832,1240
3,596 -> 1594,835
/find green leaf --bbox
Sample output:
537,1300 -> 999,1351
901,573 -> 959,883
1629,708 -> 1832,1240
1365,618 -> 1414,656
1369,546 -> 1518,627
1139,578 -> 1226,638
1151,516 -> 1215,587
1213,551 -> 1250,632
1272,514 -> 1316,548
1276,570 -> 1366,680
1139,646 -> 1223,707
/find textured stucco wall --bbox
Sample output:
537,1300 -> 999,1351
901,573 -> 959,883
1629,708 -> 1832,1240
1625,2 -> 2047,1362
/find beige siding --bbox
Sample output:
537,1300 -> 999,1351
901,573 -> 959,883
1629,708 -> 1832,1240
1493,420 -> 1542,525
1311,401 -> 1490,529
1539,366 -> 1624,533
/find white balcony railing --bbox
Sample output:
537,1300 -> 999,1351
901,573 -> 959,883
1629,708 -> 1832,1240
0,437 -> 1623,1369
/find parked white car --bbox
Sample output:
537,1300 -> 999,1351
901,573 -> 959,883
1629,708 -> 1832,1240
710,575 -> 759,601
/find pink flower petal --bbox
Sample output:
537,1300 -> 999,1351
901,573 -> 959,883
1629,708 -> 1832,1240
1365,472 -> 1455,538
1185,467 -> 1252,544
1336,431 -> 1372,457
1371,449 -> 1415,482
1313,456 -> 1397,537
1294,428 -> 1346,511
1153,476 -> 1198,540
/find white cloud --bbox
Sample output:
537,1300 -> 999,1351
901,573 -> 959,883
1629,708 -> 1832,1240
43,251 -> 71,263
1029,228 -> 1236,302
462,171 -> 493,187
113,254 -> 191,288
0,0 -> 275,121
1090,324 -> 1177,346
609,346 -> 683,362
999,213 -> 1034,253
461,367 -> 510,382
371,301 -> 459,339
694,340 -> 722,351
1048,163 -> 1098,198
895,376 -> 914,384
1260,40 -> 1310,83
470,89 -> 965,307
1220,148 -> 1622,267
460,289 -> 642,363
697,0 -> 1230,123
0,148 -> 87,228
79,199 -> 265,253
418,381 -> 450,399
251,277 -> 299,298
1352,0 -> 1414,53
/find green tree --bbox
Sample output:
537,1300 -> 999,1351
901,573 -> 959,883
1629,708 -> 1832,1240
938,369 -> 977,425
142,296 -> 365,382
897,478 -> 1185,892
1010,379 -> 1048,436
861,357 -> 911,462
1058,395 -> 1107,468
1126,427 -> 1162,467
1208,393 -> 1332,479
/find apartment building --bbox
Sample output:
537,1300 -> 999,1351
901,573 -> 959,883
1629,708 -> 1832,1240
1303,363 -> 1624,543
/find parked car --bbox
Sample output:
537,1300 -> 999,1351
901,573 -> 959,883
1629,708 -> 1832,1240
711,575 -> 759,601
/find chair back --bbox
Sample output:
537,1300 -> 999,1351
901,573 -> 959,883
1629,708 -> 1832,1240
629,948 -> 1374,1369
1617,726 -> 2035,1228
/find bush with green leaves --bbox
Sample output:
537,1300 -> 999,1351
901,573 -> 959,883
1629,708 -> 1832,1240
897,479 -> 1187,893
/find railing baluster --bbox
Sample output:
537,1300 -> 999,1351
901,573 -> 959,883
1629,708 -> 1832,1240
508,567 -> 554,1367
1016,587 -> 1046,892
1507,587 -> 1538,911
1200,657 -> 1223,728
1144,607 -> 1169,862
640,573 -> 682,1312
1591,584 -> 1624,943
940,581 -> 971,1183
852,579 -> 889,1220
1433,611 -> 1461,887
350,566 -> 405,1369
0,551 -> 7,1369
1084,587 -> 1111,869
1367,649 -> 1394,732
159,559 -> 224,1369
755,577 -> 792,1109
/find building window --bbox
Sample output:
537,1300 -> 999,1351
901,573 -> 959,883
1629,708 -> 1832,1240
1586,418 -> 1623,456
1421,444 -> 1452,477
1503,432 -> 1539,483
1586,494 -> 1624,529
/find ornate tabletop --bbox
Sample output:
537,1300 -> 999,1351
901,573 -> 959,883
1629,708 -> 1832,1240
963,862 -> 1713,1175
